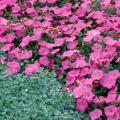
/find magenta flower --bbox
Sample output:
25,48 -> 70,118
62,50 -> 79,58
15,50 -> 32,60
91,69 -> 103,80
20,36 -> 31,48
104,36 -> 117,46
104,105 -> 118,117
75,98 -> 88,112
26,7 -> 37,17
100,70 -> 120,89
1,43 -> 13,52
39,56 -> 52,67
73,84 -> 92,99
72,57 -> 87,68
24,61 -> 40,75
39,46 -> 50,56
89,109 -> 102,120
5,61 -> 20,74
62,60 -> 71,70
105,93 -> 117,103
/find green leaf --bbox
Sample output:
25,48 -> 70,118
105,8 -> 116,15
93,0 -> 100,10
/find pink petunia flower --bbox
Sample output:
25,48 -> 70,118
1,43 -> 13,52
67,41 -> 78,50
62,60 -> 71,70
72,57 -> 87,68
20,36 -> 31,48
39,56 -> 52,67
100,70 -> 120,89
47,0 -> 57,4
83,30 -> 100,42
12,4 -> 20,14
105,93 -> 117,103
104,36 -> 117,46
73,84 -> 92,98
24,61 -> 40,75
62,50 -> 79,58
15,50 -> 32,60
0,17 -> 8,25
89,109 -> 102,120
39,46 -> 50,56
54,38 -> 64,47
91,69 -> 104,80
5,61 -> 20,74
104,105 -> 118,117
50,48 -> 60,55
75,98 -> 88,112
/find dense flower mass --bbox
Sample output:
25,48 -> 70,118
1,0 -> 120,119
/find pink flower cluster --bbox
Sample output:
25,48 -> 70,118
1,0 -> 120,119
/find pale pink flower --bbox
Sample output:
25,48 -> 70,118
76,7 -> 86,18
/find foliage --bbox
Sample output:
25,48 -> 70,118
0,65 -> 89,120
93,0 -> 100,10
